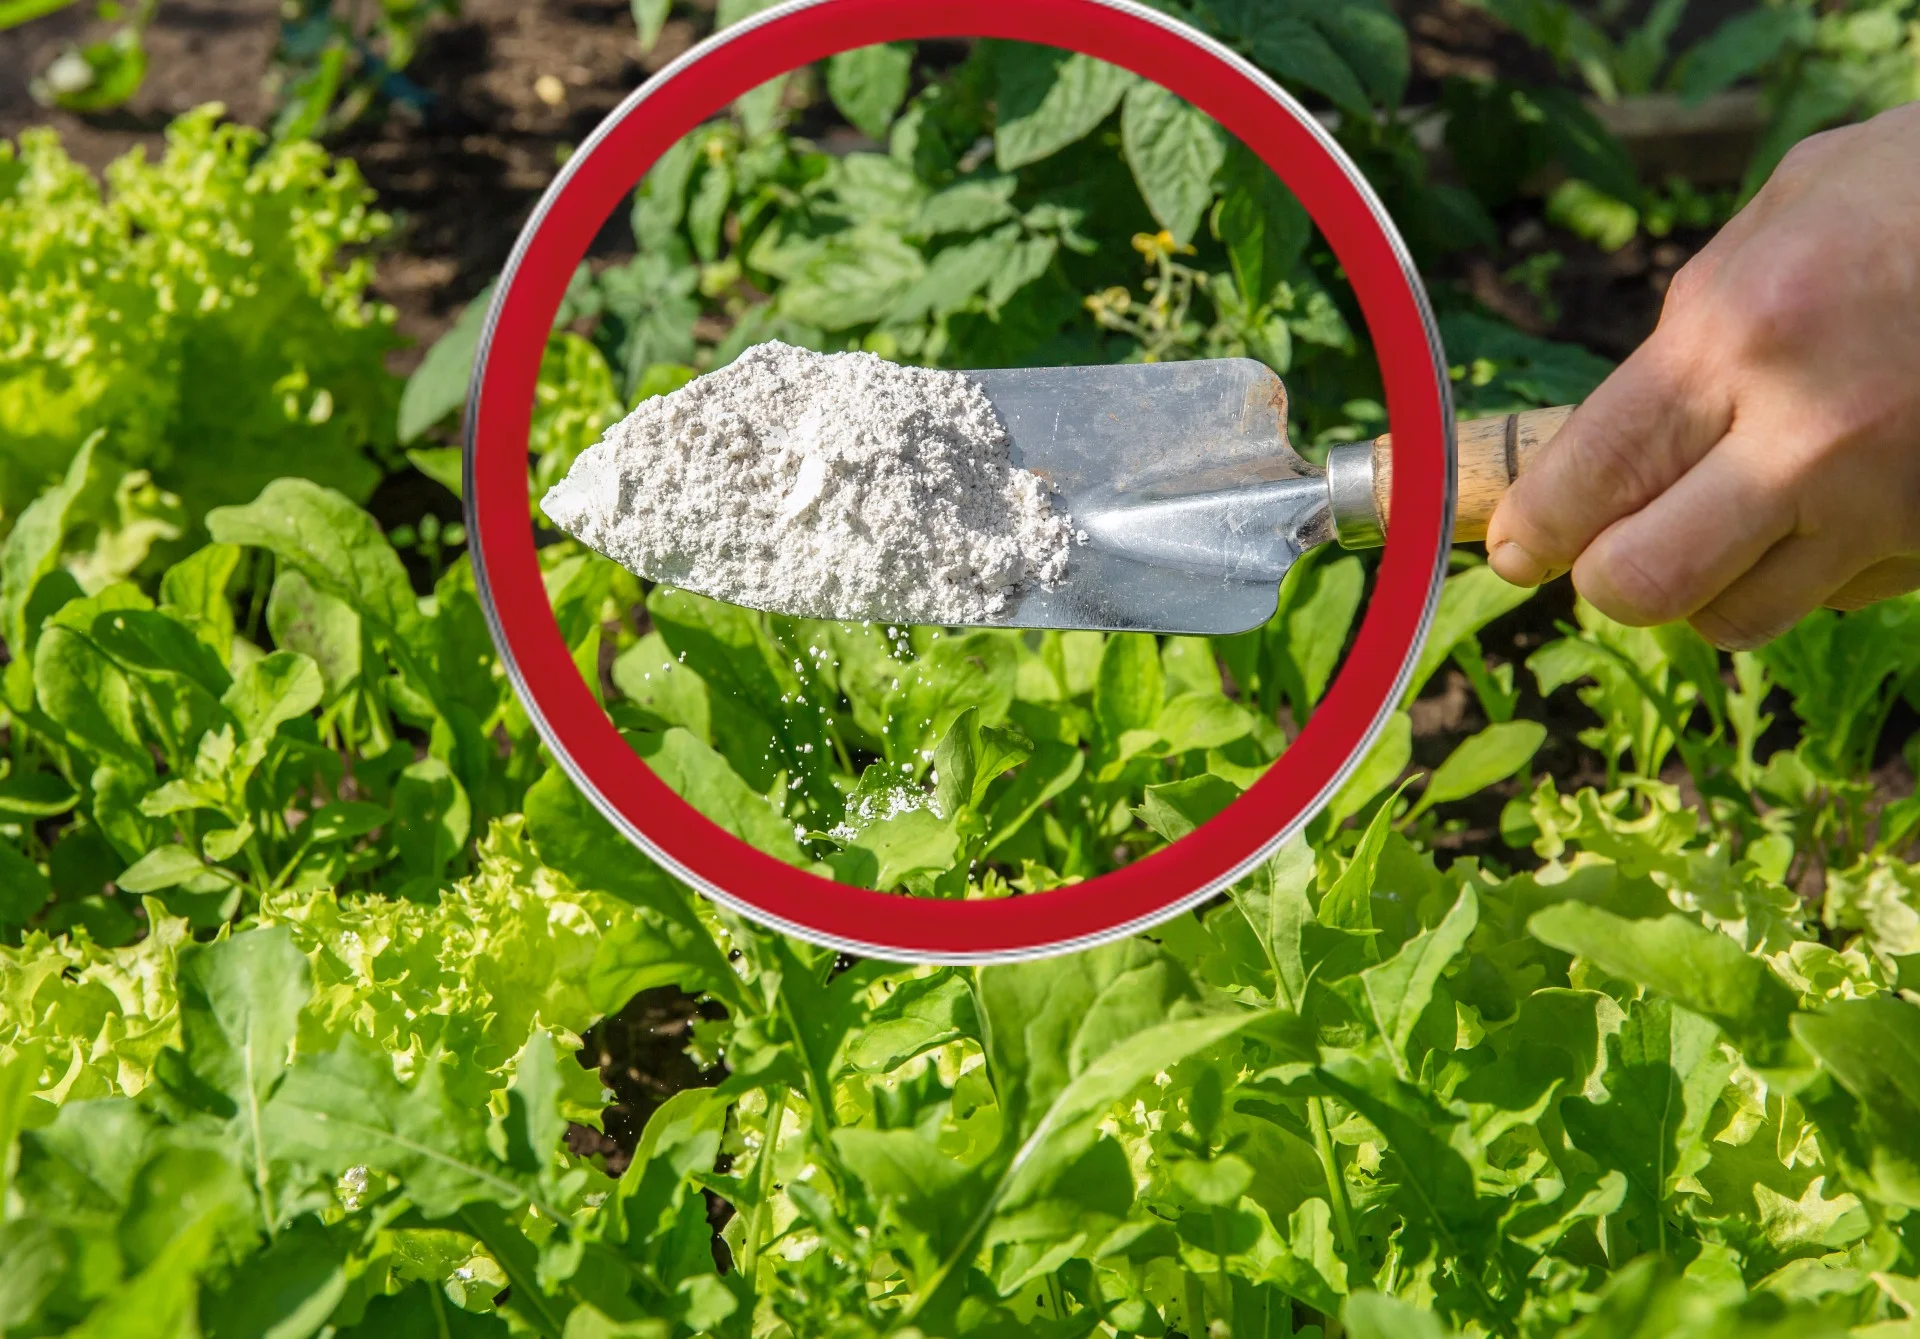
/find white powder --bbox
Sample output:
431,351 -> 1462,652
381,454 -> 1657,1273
539,341 -> 1075,625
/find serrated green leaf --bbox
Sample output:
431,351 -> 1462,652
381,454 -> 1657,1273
1216,142 -> 1312,309
828,43 -> 915,141
888,226 -> 1019,323
1560,997 -> 1732,1233
1249,18 -> 1373,119
775,228 -> 926,330
994,45 -> 1136,170
1319,1052 -> 1494,1238
915,177 -> 1019,237
265,1032 -> 563,1222
525,764 -> 751,1014
837,970 -> 979,1075
1121,82 -> 1227,246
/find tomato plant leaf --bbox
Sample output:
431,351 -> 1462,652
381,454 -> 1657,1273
993,45 -> 1136,171
1215,142 -> 1312,310
828,43 -> 915,142
1120,82 -> 1228,246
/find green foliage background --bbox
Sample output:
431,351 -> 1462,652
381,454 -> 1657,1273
5,1 -> 1920,1336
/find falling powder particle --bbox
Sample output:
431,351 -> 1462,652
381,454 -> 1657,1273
539,341 -> 1074,625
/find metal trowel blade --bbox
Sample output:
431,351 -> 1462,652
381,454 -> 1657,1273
962,358 -> 1330,636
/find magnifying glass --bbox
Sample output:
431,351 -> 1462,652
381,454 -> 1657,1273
464,0 -> 1456,965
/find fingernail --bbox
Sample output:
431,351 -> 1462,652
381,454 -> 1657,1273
1489,540 -> 1549,587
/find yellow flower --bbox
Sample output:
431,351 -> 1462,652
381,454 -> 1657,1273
1084,287 -> 1133,317
1132,229 -> 1194,261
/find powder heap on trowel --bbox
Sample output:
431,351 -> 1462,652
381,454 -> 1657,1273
539,341 -> 1075,625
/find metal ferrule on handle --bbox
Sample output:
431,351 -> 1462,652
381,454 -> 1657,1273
1326,440 -> 1384,548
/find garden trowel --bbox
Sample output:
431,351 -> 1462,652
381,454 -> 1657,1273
671,358 -> 1575,637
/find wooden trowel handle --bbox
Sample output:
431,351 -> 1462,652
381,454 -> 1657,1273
1327,405 -> 1577,548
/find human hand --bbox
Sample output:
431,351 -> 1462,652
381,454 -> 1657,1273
1484,100 -> 1920,649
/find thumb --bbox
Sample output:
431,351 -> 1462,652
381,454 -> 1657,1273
1485,335 -> 1732,587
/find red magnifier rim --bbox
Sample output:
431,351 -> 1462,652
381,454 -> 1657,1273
465,0 -> 1456,964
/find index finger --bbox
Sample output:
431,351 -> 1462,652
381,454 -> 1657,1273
1485,333 -> 1733,587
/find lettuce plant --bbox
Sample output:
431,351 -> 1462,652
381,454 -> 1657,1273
0,108 -> 399,525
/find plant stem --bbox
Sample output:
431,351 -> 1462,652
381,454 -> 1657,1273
1184,1270 -> 1208,1339
1308,1095 -> 1361,1262
1045,1271 -> 1069,1321
740,1084 -> 788,1282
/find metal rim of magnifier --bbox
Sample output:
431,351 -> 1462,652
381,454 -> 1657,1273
463,0 -> 1458,965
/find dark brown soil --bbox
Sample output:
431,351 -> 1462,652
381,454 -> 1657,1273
1404,0 -> 1564,101
565,986 -> 725,1177
326,0 -> 704,370
0,0 -> 278,172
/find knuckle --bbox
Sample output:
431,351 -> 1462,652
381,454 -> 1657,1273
1772,127 -> 1846,187
1823,589 -> 1879,613
1724,244 -> 1828,354
1689,605 -> 1776,652
1579,545 -> 1692,627
1572,419 -> 1665,510
1662,255 -> 1714,310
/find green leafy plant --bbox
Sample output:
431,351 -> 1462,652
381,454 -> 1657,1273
8,12 -> 1920,1339
6,0 -> 157,114
271,0 -> 460,141
0,108 -> 401,525
1460,0 -> 1920,246
1677,0 -> 1920,195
